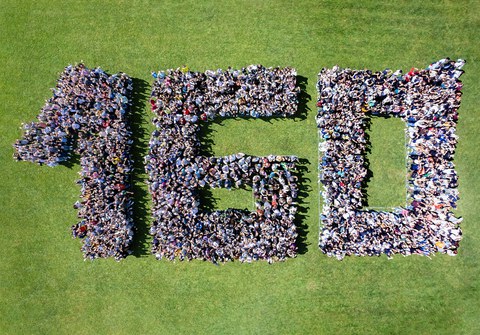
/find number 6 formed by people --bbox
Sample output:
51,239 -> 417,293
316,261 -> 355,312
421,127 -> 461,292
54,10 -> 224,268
14,64 -> 134,260
317,59 -> 465,260
146,65 -> 301,263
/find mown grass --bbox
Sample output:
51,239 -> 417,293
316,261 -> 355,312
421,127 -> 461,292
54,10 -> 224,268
0,0 -> 479,334
365,116 -> 407,208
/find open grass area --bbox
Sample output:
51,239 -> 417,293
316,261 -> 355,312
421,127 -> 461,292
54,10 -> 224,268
1,0 -> 479,334
364,116 -> 407,209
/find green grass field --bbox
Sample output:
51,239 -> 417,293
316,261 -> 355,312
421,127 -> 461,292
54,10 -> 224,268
1,1 -> 479,334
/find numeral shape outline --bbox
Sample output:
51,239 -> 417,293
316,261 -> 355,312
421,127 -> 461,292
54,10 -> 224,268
316,59 -> 464,259
14,64 -> 134,260
146,66 -> 301,263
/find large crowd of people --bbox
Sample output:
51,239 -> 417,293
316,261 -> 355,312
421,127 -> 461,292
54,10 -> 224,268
316,58 -> 465,259
146,65 -> 301,263
14,64 -> 134,260
14,59 -> 464,262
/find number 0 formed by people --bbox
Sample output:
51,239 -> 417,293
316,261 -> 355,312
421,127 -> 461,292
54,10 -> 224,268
14,59 -> 465,262
317,59 -> 465,259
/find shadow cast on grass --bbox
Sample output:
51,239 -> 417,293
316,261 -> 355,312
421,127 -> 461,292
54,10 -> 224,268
60,152 -> 80,169
362,115 -> 373,208
296,75 -> 311,121
294,158 -> 311,255
128,77 -> 151,257
294,77 -> 311,254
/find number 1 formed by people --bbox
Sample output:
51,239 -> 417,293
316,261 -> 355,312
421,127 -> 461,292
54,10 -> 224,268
14,64 -> 135,261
